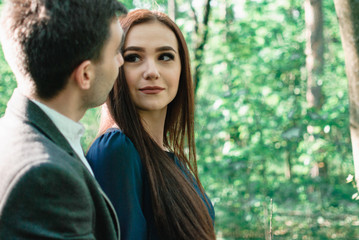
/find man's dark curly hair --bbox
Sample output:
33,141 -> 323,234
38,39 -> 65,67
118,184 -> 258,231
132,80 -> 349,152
0,0 -> 127,99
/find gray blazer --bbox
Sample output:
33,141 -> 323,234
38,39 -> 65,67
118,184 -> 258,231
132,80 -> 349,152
0,91 -> 120,240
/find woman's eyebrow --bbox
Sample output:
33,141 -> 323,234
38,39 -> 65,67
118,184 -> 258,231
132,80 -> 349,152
123,46 -> 177,53
123,46 -> 145,53
156,46 -> 177,53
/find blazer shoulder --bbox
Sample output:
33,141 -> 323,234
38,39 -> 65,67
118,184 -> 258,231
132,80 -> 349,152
0,160 -> 96,239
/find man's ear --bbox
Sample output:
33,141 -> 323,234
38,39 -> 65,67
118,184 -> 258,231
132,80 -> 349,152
73,60 -> 94,90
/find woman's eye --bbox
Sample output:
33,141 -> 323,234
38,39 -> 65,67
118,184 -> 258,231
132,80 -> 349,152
160,53 -> 175,61
124,54 -> 140,62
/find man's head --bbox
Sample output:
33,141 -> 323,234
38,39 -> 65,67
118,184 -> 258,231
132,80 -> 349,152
0,0 -> 127,100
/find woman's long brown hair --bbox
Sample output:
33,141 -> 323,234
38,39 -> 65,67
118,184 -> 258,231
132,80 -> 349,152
98,9 -> 216,240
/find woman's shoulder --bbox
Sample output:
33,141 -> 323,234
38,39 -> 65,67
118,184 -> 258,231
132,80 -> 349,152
87,128 -> 141,165
91,128 -> 135,151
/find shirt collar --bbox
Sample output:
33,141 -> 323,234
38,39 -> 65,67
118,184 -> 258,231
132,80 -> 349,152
30,99 -> 94,175
31,99 -> 85,143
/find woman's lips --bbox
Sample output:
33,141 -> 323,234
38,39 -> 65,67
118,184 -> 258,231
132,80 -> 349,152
139,86 -> 165,94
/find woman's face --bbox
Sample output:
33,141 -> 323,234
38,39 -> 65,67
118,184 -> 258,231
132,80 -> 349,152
122,21 -> 181,116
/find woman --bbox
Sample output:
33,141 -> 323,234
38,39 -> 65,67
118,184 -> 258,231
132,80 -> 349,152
87,9 -> 216,240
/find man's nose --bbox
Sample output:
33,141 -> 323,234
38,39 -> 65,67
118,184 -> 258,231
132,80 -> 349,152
117,53 -> 124,67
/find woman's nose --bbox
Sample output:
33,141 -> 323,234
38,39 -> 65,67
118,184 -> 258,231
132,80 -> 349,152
143,60 -> 160,80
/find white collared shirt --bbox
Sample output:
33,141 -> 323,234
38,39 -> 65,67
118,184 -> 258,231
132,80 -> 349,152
31,99 -> 94,176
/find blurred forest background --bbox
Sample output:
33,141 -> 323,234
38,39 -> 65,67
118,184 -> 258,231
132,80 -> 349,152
0,0 -> 358,239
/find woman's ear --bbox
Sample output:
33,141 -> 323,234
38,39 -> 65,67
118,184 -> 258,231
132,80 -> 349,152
73,60 -> 94,90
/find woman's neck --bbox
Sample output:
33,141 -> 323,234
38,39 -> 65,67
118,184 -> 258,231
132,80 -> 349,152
138,109 -> 167,150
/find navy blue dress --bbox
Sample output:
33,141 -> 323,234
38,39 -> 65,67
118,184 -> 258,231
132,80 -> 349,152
86,128 -> 215,240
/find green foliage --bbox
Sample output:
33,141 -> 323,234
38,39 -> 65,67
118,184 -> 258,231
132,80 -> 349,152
0,46 -> 16,116
121,0 -> 167,11
0,0 -> 357,239
174,0 -> 356,238
119,0 -> 135,10
80,107 -> 101,152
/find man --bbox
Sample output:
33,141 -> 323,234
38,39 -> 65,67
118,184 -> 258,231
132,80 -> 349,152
0,0 -> 127,239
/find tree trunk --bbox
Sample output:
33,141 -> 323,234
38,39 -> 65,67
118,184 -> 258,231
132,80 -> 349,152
190,0 -> 212,93
305,0 -> 328,179
334,0 -> 359,192
305,0 -> 324,109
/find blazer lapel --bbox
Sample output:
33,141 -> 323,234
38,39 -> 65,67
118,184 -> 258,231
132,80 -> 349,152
6,90 -> 75,156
